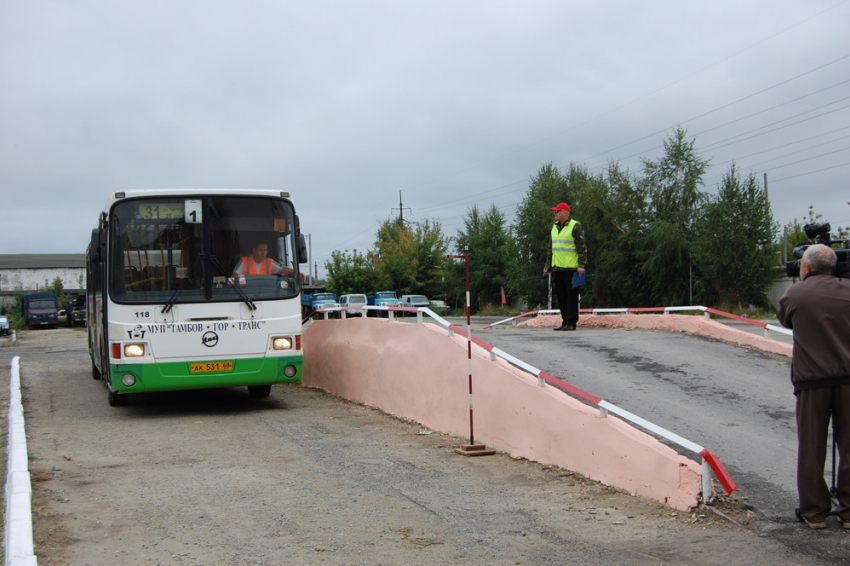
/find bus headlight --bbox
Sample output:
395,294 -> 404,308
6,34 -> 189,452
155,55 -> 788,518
272,336 -> 293,350
124,343 -> 145,357
284,365 -> 297,378
121,373 -> 136,387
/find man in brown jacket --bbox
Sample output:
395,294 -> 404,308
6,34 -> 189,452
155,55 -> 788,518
777,244 -> 850,529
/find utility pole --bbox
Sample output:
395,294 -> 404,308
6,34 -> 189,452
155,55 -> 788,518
763,173 -> 769,203
307,234 -> 313,285
391,190 -> 411,225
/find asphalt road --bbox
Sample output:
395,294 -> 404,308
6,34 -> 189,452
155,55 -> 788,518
470,319 -> 805,523
10,327 -> 841,566
6,322 -> 850,564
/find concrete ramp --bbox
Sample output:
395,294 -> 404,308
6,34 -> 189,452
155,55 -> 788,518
303,318 -> 702,510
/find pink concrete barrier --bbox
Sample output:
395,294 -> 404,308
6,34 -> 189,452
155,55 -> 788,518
303,318 -> 702,510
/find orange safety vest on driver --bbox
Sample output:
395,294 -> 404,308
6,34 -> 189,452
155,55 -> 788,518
242,255 -> 273,275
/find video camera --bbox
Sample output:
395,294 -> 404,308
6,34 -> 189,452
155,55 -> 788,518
785,222 -> 850,278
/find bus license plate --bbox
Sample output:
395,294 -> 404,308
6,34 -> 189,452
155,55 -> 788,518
190,361 -> 234,373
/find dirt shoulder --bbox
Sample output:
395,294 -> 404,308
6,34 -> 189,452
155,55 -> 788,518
4,328 -> 848,565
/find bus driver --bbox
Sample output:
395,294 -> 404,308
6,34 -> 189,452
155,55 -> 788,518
230,242 -> 294,286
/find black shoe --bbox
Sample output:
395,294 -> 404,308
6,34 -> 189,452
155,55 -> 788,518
553,324 -> 568,331
563,324 -> 576,331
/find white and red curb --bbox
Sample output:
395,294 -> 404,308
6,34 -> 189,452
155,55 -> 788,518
5,356 -> 38,566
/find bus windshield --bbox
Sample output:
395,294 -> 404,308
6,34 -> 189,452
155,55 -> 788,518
110,195 -> 299,304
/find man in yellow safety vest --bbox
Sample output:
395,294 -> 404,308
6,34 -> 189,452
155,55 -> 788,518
543,203 -> 587,331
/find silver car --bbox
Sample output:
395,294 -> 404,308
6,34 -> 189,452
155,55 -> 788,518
400,294 -> 429,308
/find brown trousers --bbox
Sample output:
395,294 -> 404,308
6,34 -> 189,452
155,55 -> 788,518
796,385 -> 850,523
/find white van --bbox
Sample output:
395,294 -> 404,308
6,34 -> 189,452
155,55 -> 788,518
339,294 -> 368,314
400,294 -> 429,308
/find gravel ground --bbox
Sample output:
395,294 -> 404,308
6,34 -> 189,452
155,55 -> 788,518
3,327 -> 849,565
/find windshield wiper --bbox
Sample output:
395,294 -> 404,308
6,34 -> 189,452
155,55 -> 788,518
208,254 -> 256,311
161,281 -> 185,314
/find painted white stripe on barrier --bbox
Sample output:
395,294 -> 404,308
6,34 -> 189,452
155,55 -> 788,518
664,306 -> 707,313
490,347 -> 542,377
6,356 -> 38,566
598,400 -> 704,455
420,308 -> 450,328
766,323 -> 793,336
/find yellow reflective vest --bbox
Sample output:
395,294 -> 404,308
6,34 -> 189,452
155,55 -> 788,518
551,219 -> 579,269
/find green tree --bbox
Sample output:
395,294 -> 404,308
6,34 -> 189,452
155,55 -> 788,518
410,219 -> 451,298
583,162 -> 647,307
634,128 -> 709,306
324,249 -> 376,295
46,276 -> 72,307
507,163 -> 572,308
455,204 -> 509,309
8,285 -> 25,328
371,220 -> 416,293
694,165 -> 776,309
367,218 -> 451,296
641,127 -> 709,230
507,161 -> 634,309
563,161 -> 643,308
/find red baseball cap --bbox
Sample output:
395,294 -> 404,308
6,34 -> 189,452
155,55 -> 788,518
551,203 -> 570,212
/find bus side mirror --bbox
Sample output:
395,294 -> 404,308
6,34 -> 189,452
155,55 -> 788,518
297,234 -> 308,264
89,229 -> 103,263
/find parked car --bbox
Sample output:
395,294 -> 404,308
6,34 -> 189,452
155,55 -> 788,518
68,294 -> 86,327
339,294 -> 368,315
301,290 -> 339,318
368,291 -> 403,317
0,315 -> 11,336
371,291 -> 402,308
429,300 -> 448,315
400,294 -> 429,308
57,309 -> 68,325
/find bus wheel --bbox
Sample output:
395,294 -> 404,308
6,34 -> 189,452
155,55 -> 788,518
108,388 -> 129,406
248,385 -> 272,398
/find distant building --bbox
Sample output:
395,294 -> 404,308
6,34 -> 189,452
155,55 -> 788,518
0,254 -> 86,307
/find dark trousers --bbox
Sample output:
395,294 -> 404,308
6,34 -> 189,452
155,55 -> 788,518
796,385 -> 850,523
552,270 -> 579,326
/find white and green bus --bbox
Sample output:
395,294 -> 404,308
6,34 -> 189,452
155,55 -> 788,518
87,189 -> 307,406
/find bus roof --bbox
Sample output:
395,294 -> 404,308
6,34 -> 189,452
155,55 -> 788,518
99,189 -> 293,212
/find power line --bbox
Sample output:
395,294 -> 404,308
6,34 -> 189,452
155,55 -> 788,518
703,131 -> 850,186
771,161 -> 850,183
391,8 -> 850,199
578,56 -> 850,170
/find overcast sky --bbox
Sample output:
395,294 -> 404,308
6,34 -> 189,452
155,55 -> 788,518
2,1 -> 848,278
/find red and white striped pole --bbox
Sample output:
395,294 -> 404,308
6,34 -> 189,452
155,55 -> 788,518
463,252 -> 473,444
450,252 -> 494,456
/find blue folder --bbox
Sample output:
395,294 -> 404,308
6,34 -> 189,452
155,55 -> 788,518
572,270 -> 586,288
